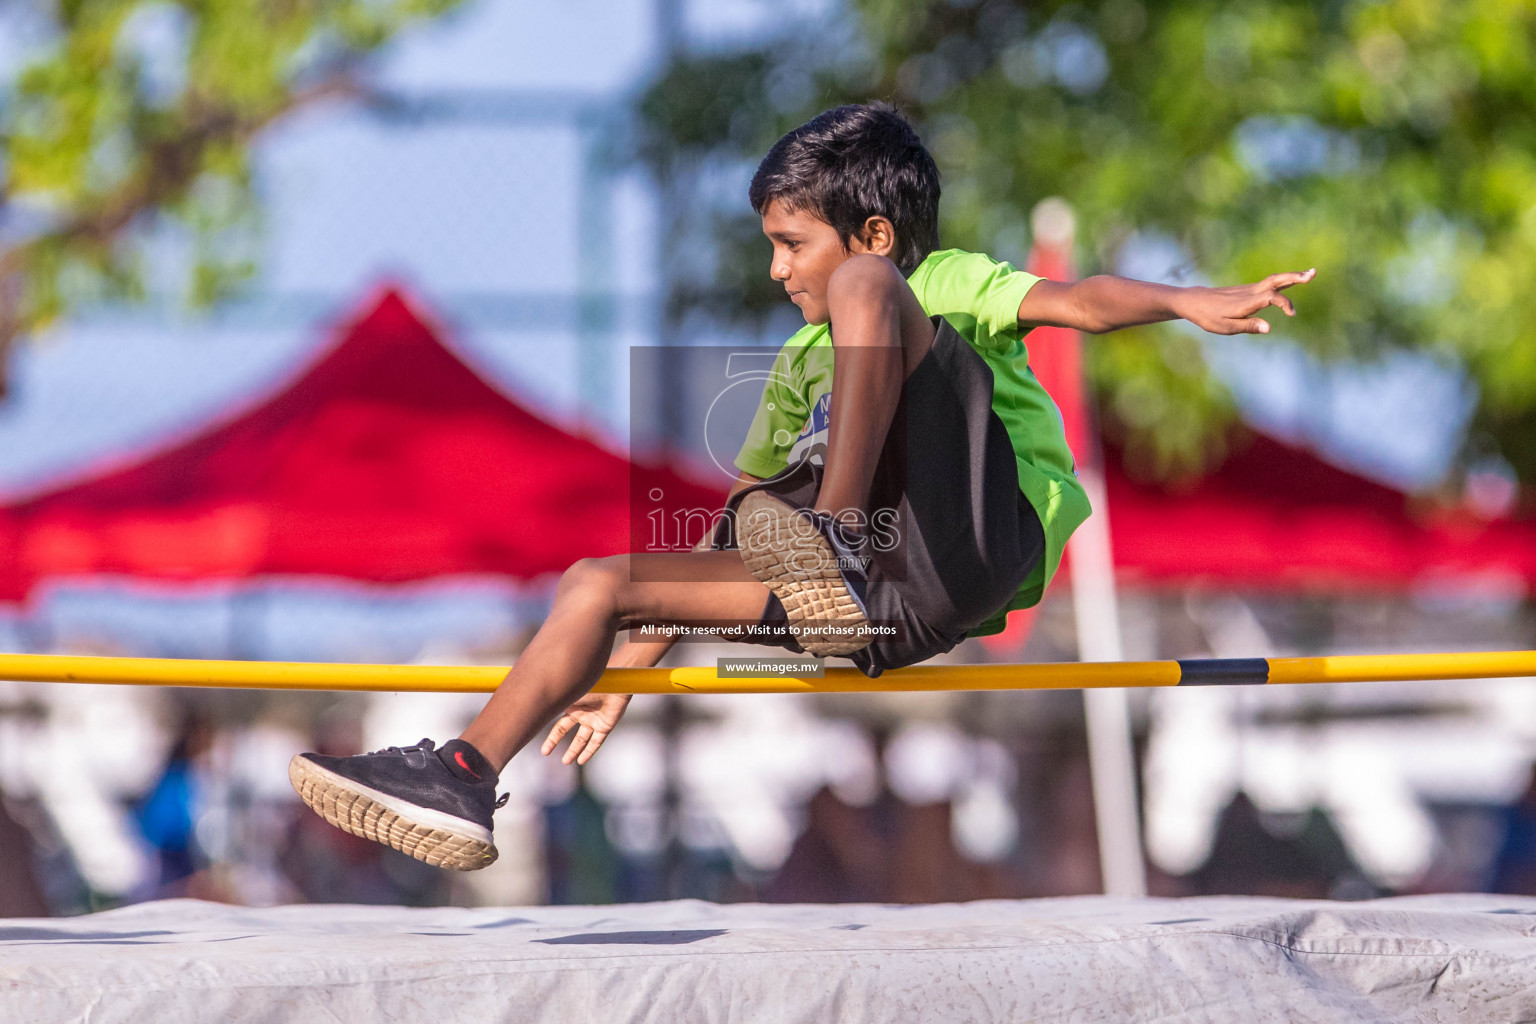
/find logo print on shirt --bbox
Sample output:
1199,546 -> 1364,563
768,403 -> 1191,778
787,391 -> 833,466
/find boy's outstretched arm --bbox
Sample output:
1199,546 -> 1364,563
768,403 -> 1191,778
1018,268 -> 1317,336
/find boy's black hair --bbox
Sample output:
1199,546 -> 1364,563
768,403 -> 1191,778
749,103 -> 940,274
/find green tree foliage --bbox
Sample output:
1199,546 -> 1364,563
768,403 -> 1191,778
0,0 -> 463,390
634,0 -> 1536,485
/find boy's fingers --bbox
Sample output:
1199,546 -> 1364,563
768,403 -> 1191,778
563,724 -> 594,764
1271,293 -> 1295,316
541,716 -> 574,755
1271,268 -> 1316,290
576,730 -> 608,766
1242,317 -> 1271,334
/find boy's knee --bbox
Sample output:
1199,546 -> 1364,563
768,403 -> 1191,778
826,253 -> 909,311
826,254 -> 931,358
557,556 -> 626,609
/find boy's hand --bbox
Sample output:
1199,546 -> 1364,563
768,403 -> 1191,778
1178,268 -> 1316,335
541,692 -> 632,766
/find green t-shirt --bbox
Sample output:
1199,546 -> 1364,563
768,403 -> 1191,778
734,248 -> 1092,636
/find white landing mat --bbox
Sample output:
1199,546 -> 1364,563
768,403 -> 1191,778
2,894 -> 1534,1022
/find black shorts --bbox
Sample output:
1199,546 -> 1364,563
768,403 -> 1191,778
715,316 -> 1045,677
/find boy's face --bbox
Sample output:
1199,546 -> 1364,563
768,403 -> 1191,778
761,200 -> 883,325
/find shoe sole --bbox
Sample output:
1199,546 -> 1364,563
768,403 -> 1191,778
288,755 -> 497,872
738,491 -> 871,657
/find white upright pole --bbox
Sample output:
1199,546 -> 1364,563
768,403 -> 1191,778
1071,468 -> 1147,897
1031,199 -> 1147,897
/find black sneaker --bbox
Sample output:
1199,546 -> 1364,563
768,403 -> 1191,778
738,490 -> 872,656
288,739 -> 508,871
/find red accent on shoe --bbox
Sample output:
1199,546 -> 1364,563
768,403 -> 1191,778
455,751 -> 482,779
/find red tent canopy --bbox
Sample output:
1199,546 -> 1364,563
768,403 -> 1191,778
0,288 -> 723,602
1103,431 -> 1536,593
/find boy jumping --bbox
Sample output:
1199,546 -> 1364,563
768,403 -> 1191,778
290,103 -> 1313,870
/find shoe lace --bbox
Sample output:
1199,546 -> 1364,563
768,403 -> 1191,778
367,739 -> 510,807
368,738 -> 437,756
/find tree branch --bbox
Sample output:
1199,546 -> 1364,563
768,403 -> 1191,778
0,73 -> 365,393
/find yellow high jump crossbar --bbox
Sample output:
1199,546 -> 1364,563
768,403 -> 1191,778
0,650 -> 1533,695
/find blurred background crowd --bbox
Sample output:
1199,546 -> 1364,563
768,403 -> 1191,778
1,0 -> 1534,915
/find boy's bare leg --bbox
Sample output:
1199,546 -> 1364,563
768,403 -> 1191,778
287,550 -> 767,872
541,470 -> 762,764
608,634 -> 677,669
812,254 -> 937,518
460,550 -> 768,772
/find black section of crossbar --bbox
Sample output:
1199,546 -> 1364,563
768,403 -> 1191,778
1176,658 -> 1270,686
